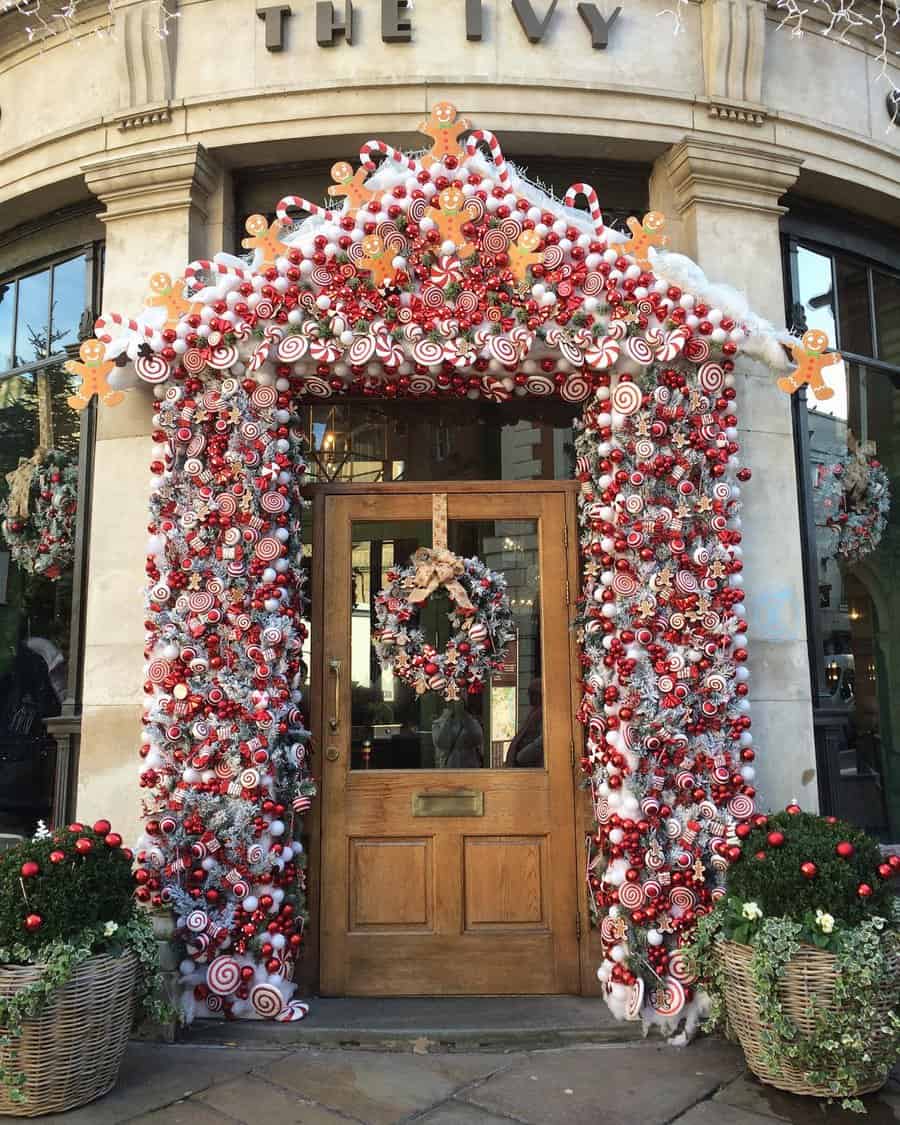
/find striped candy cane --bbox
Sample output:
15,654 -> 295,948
183,260 -> 251,285
464,130 -> 512,191
359,140 -> 419,174
94,313 -> 157,344
563,183 -> 605,237
275,195 -> 337,223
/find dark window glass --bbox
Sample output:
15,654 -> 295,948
874,271 -> 900,366
13,270 -> 50,368
796,246 -> 836,342
0,283 -> 13,373
835,256 -> 873,357
50,256 -> 87,353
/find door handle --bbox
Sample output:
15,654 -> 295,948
328,659 -> 342,732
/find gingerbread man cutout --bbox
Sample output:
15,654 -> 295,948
418,102 -> 471,167
622,211 -> 668,270
777,328 -> 841,401
144,272 -> 199,331
357,235 -> 399,289
509,230 -> 544,286
64,338 -> 123,411
241,214 -> 288,271
327,161 -> 377,215
426,187 -> 479,259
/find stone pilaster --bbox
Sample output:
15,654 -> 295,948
651,139 -> 818,813
77,144 -> 224,846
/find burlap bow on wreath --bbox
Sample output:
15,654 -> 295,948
404,546 -> 475,613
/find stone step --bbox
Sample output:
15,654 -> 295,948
181,996 -> 647,1051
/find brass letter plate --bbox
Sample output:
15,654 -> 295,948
412,790 -> 484,817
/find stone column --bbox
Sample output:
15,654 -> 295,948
651,138 -> 819,813
78,144 -> 222,846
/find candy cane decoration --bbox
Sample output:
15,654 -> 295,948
563,183 -> 605,237
183,260 -> 251,285
94,313 -> 156,344
359,140 -> 419,174
275,195 -> 337,224
464,130 -> 512,191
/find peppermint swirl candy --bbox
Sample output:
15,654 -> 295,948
668,613 -> 686,630
645,847 -> 666,870
582,272 -> 604,297
710,514 -> 728,532
241,420 -> 262,441
665,817 -> 683,839
277,335 -> 309,362
704,672 -> 728,693
625,978 -> 645,1022
408,372 -> 436,395
240,768 -> 260,789
701,611 -> 721,631
300,376 -> 332,398
611,381 -> 642,416
214,760 -> 234,779
624,336 -> 654,366
254,536 -> 282,562
254,299 -> 277,320
623,494 -> 644,515
684,336 -> 711,362
220,377 -> 240,397
261,625 -> 283,646
412,339 -> 445,367
209,344 -> 239,370
246,842 -> 265,864
146,659 -> 170,684
674,570 -> 699,594
408,196 -> 429,222
309,267 -> 332,288
206,956 -> 241,996
618,881 -> 645,909
712,481 -> 732,501
728,794 -> 755,819
186,909 -> 209,933
710,854 -> 729,874
560,373 -> 592,403
698,799 -> 719,820
600,916 -> 621,944
487,335 -> 518,366
656,327 -> 689,361
611,572 -> 639,597
594,793 -> 611,824
135,353 -> 170,384
206,994 -> 224,1013
422,285 -> 446,310
261,490 -> 288,514
454,290 -> 480,317
669,886 -> 698,911
658,674 -> 676,694
498,216 -> 523,241
526,374 -> 556,397
251,384 -> 278,410
652,977 -> 686,1018
182,348 -> 209,375
150,583 -> 171,604
251,982 -> 285,1019
541,245 -> 564,270
634,439 -> 655,460
188,591 -> 216,613
186,434 -> 206,458
698,361 -> 725,394
464,196 -> 486,223
347,335 -> 376,365
482,227 -> 510,255
606,319 -> 628,341
485,306 -> 503,323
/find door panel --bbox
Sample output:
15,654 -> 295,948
319,486 -> 580,995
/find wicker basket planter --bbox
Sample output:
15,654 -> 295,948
0,950 -> 137,1117
717,938 -> 900,1098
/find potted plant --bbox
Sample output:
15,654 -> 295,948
688,807 -> 900,1112
0,819 -> 166,1116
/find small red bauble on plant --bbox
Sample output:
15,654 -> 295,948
20,862 -> 40,879
23,914 -> 42,932
766,831 -> 785,848
835,841 -> 855,858
799,862 -> 818,879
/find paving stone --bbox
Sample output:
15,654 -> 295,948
714,1072 -> 900,1125
414,1101 -> 523,1125
129,1103 -> 240,1125
461,1039 -> 746,1125
254,1048 -> 517,1125
672,1101 -> 786,1125
198,1074 -> 363,1124
33,1044 -> 290,1125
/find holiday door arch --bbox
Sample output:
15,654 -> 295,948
90,106 -> 786,1027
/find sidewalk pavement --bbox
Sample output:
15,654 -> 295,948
28,1038 -> 900,1125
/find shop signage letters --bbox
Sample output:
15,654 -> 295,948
257,1 -> 621,51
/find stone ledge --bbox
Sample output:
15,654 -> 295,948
114,104 -> 174,132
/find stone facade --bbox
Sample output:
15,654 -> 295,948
1,0 -> 899,845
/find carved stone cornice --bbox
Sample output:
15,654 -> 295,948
82,143 -> 218,225
703,97 -> 767,126
113,104 -> 174,132
666,137 -> 802,218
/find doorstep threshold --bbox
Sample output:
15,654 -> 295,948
180,996 -> 644,1051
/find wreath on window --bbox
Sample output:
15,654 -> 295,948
816,437 -> 891,565
373,546 -> 514,702
1,448 -> 78,580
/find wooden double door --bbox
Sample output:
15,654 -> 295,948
315,483 -> 583,995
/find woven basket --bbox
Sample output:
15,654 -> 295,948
717,938 -> 900,1098
0,950 -> 137,1117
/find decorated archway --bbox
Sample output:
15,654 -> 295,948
83,106 -> 796,1028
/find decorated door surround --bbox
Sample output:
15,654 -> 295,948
89,106 -> 794,1027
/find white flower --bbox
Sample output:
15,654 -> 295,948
32,820 -> 51,841
103,921 -> 119,938
742,901 -> 763,921
815,910 -> 835,934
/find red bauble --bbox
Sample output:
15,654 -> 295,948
104,833 -> 123,848
785,802 -> 801,815
24,914 -> 43,932
735,823 -> 752,839
835,841 -> 855,859
754,851 -> 767,861
857,883 -> 873,898
766,831 -> 785,848
92,819 -> 112,836
20,861 -> 40,878
49,850 -> 65,864
800,862 -> 818,879
74,838 -> 93,855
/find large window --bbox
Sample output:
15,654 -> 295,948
0,247 -> 99,835
785,229 -> 900,840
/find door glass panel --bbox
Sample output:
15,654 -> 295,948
349,516 -> 544,770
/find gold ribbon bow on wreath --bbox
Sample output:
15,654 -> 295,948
404,546 -> 475,614
4,449 -> 46,521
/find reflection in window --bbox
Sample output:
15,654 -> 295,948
2,254 -> 88,376
874,272 -> 900,366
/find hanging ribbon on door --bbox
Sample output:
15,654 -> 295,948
371,492 -> 515,702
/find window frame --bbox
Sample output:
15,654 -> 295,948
783,222 -> 900,834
